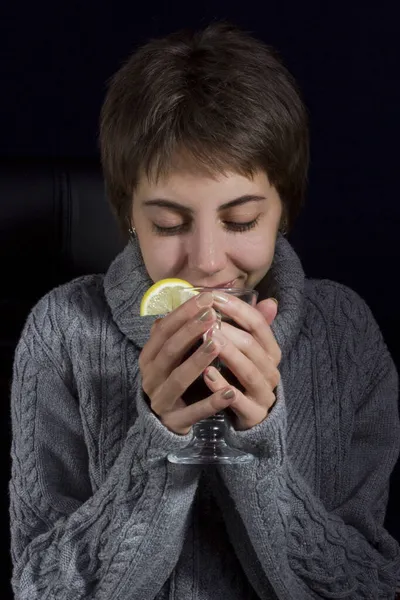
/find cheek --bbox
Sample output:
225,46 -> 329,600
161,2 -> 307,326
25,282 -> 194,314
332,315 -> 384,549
229,233 -> 276,271
139,237 -> 184,281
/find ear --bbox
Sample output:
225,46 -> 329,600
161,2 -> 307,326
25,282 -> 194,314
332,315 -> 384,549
255,298 -> 278,326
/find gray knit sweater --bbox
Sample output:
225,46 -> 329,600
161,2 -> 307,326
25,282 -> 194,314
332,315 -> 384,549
9,233 -> 400,600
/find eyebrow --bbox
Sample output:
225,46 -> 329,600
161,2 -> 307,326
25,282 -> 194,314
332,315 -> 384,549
143,194 -> 267,214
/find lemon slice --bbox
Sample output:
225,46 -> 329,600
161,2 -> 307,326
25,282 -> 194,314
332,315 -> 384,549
140,278 -> 197,316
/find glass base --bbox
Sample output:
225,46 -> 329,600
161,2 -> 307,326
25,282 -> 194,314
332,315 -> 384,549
167,438 -> 254,465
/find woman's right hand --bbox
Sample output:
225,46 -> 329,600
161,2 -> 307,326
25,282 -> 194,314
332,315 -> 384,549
139,292 -> 235,434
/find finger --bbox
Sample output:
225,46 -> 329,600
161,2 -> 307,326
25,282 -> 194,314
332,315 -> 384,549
218,321 -> 281,390
140,291 -> 214,365
203,365 -> 229,392
211,329 -> 277,405
212,292 -> 282,365
204,366 -> 271,430
150,317 -> 164,334
162,387 -> 236,435
230,393 -> 271,430
149,335 -> 223,415
256,298 -> 278,326
148,307 -> 219,390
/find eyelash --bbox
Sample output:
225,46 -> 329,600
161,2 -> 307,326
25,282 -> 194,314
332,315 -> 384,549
152,216 -> 260,236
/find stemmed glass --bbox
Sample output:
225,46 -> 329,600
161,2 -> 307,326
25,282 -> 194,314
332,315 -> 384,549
167,287 -> 258,465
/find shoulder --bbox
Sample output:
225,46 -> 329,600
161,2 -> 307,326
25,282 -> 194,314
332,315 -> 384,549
304,278 -> 393,383
17,274 -> 108,360
27,274 -> 106,327
306,277 -> 368,316
305,277 -> 378,334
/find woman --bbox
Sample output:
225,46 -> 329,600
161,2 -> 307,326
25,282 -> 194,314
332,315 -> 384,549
9,21 -> 400,600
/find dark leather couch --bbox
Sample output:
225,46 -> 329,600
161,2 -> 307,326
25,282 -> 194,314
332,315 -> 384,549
1,158 -> 399,598
1,157 -> 124,380
0,158 -> 124,598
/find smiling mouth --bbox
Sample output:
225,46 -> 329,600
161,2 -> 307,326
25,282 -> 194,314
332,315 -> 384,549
192,278 -> 239,289
218,279 -> 238,288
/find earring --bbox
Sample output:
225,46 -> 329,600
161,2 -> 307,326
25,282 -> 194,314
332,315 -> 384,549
126,216 -> 137,243
128,226 -> 136,243
280,219 -> 288,236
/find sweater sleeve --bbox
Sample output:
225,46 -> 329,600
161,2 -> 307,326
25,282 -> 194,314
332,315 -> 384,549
214,300 -> 400,599
9,313 -> 200,600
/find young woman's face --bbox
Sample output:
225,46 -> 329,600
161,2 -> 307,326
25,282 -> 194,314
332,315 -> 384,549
131,168 -> 283,289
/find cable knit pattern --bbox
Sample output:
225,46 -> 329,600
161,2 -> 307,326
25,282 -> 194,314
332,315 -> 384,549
219,284 -> 400,598
9,233 -> 400,599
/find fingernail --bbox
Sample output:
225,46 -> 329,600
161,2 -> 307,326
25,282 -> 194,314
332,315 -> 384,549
222,389 -> 235,400
270,297 -> 278,307
198,308 -> 214,322
205,367 -> 218,381
202,339 -> 216,353
196,292 -> 214,308
211,329 -> 226,347
151,317 -> 164,332
212,291 -> 229,304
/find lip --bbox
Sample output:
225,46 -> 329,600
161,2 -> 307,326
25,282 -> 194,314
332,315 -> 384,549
193,278 -> 238,289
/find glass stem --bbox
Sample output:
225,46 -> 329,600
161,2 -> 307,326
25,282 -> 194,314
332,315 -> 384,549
193,413 -> 226,442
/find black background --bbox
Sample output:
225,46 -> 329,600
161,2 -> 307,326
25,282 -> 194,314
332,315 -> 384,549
1,1 -> 399,598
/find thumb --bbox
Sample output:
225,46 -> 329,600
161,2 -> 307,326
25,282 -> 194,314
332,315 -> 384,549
256,298 -> 278,326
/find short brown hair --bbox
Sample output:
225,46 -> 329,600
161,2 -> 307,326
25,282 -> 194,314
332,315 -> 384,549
99,21 -> 309,235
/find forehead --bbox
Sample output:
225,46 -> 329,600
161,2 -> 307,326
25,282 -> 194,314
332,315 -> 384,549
136,167 -> 271,204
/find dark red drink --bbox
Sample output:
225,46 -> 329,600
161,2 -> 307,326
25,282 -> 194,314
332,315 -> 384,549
180,318 -> 245,406
168,288 -> 258,464
181,338 -> 211,406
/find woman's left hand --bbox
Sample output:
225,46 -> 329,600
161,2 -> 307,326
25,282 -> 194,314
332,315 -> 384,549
204,292 -> 281,431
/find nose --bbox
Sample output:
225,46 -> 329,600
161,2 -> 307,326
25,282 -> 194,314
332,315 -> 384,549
187,222 -> 227,277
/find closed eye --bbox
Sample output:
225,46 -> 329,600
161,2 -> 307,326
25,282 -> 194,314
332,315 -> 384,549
152,216 -> 260,236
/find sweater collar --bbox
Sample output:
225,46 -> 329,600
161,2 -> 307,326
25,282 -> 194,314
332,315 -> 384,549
103,233 -> 305,360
